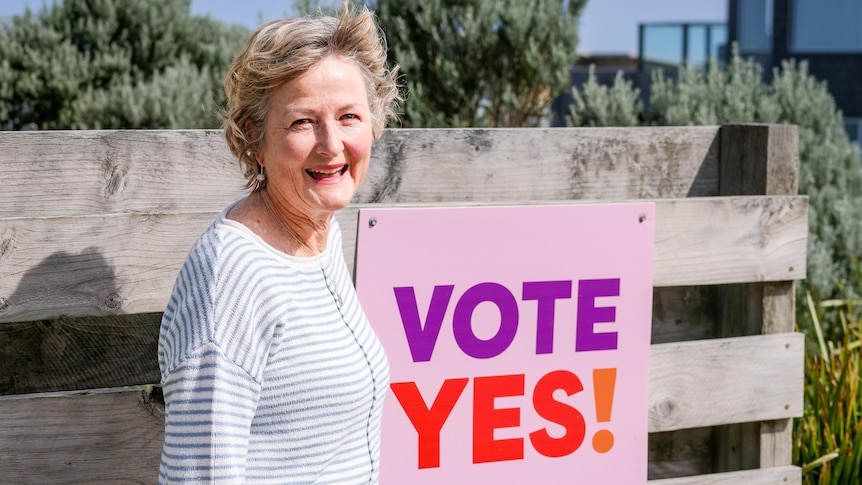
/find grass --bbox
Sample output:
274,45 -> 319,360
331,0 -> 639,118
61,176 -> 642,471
793,290 -> 862,484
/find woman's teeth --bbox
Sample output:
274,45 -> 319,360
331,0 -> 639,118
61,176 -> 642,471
306,165 -> 348,180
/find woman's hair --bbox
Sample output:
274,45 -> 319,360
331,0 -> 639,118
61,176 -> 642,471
221,4 -> 400,190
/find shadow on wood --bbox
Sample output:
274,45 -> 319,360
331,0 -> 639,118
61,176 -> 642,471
0,248 -> 160,395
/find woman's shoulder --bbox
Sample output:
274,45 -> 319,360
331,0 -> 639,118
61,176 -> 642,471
189,215 -> 255,259
175,205 -> 273,285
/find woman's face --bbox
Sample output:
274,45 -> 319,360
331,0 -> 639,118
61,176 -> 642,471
258,56 -> 374,222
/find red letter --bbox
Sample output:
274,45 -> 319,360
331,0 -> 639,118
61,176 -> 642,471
391,379 -> 469,469
472,374 -> 525,464
529,370 -> 586,457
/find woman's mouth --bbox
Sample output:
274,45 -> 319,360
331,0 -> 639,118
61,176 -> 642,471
306,164 -> 349,180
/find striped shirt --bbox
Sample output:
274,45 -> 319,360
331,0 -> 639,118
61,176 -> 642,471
158,202 -> 389,484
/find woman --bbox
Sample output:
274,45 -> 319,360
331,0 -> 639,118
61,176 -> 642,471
157,5 -> 400,484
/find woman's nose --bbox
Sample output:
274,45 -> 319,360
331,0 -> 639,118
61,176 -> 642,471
315,122 -> 344,157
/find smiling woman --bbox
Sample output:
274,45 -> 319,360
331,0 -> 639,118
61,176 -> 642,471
246,56 -> 375,253
233,56 -> 375,256
156,4 -> 401,484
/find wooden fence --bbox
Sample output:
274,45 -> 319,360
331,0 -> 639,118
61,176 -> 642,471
0,125 -> 806,483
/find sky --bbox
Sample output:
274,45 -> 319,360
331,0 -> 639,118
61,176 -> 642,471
0,0 -> 728,56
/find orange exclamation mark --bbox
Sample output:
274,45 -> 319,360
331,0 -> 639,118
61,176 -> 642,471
592,368 -> 616,453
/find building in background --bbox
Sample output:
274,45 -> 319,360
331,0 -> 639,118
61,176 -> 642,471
729,0 -> 862,143
557,0 -> 862,147
551,21 -> 726,126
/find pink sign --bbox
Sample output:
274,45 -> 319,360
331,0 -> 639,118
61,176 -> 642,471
354,203 -> 655,484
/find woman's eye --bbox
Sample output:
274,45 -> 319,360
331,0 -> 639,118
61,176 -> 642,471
341,113 -> 360,121
291,118 -> 312,127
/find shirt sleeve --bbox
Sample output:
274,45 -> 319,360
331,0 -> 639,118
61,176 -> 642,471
159,342 -> 262,484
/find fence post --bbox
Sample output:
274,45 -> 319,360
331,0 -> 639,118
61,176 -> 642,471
715,123 -> 800,471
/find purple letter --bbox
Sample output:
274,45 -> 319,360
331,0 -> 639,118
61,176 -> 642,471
394,285 -> 455,362
453,282 -> 518,359
576,279 -> 620,352
522,280 -> 573,355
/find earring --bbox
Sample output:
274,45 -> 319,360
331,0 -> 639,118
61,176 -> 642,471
247,149 -> 265,183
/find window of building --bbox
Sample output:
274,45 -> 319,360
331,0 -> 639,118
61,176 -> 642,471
641,24 -> 685,66
845,118 -> 862,144
738,0 -> 773,54
688,25 -> 709,66
640,23 -> 727,69
791,0 -> 862,52
709,25 -> 728,66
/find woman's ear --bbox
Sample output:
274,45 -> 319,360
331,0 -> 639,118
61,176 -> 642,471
245,121 -> 262,166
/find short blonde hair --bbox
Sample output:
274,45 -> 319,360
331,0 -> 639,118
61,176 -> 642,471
221,4 -> 400,190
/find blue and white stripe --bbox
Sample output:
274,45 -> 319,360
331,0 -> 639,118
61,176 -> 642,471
158,202 -> 389,484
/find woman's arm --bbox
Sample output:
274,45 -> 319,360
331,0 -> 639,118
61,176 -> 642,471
159,342 -> 261,484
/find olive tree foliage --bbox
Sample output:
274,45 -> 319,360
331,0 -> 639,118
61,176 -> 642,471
299,0 -> 585,127
376,0 -> 585,127
567,48 -> 862,336
0,0 -> 249,130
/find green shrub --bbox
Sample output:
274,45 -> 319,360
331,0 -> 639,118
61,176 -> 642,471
373,0 -> 586,128
0,0 -> 249,130
567,47 -> 862,338
567,66 -> 642,127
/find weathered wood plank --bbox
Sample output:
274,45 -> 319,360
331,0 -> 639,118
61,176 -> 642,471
760,282 -> 797,468
651,286 -> 718,344
0,196 -> 808,323
0,334 -> 802,482
361,126 -> 721,203
648,333 -> 803,432
0,314 -> 161,395
648,427 -> 714,480
0,211 -> 215,322
760,418 -> 795,471
0,126 -> 721,218
719,124 -> 799,197
648,466 -> 800,485
715,124 -> 800,472
651,196 -> 806,286
0,388 -> 163,484
0,130 -> 246,218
